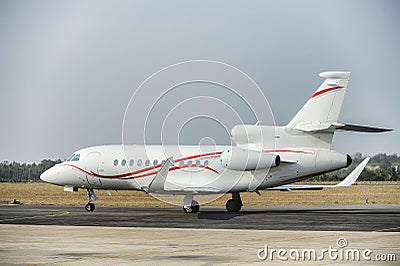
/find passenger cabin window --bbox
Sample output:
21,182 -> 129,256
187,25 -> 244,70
137,159 -> 142,166
129,160 -> 134,166
113,159 -> 118,166
179,161 -> 184,166
204,160 -> 209,166
121,159 -> 126,166
153,159 -> 158,166
196,160 -> 200,167
145,160 -> 150,167
71,154 -> 80,161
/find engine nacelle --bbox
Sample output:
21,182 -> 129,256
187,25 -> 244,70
220,148 -> 280,171
231,124 -> 275,145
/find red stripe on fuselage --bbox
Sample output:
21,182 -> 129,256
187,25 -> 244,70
63,164 -> 92,175
121,165 -> 220,180
62,163 -> 219,180
62,151 -> 222,179
174,151 -> 222,162
65,151 -> 221,178
311,86 -> 344,98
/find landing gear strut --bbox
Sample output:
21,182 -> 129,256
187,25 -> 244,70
182,194 -> 200,213
85,189 -> 96,212
226,192 -> 242,212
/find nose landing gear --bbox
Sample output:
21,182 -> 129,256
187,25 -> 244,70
85,189 -> 97,212
85,202 -> 95,211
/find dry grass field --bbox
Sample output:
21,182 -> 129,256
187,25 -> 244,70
1,182 -> 399,207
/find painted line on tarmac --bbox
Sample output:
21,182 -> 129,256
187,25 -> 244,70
374,226 -> 400,232
0,211 -> 70,222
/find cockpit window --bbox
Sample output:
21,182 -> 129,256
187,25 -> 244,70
71,154 -> 80,161
67,154 -> 75,161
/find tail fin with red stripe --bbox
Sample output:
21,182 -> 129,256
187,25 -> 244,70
287,71 -> 351,130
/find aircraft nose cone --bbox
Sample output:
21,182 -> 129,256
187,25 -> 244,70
40,169 -> 51,183
40,166 -> 57,183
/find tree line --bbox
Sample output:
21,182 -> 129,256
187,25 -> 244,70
0,159 -> 62,182
0,153 -> 399,182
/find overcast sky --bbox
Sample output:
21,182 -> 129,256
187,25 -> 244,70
0,0 -> 399,162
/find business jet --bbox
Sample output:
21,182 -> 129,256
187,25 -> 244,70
40,71 -> 391,213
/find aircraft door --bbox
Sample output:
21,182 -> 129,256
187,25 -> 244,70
85,152 -> 102,187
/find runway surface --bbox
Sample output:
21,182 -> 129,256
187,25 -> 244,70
2,224 -> 399,265
1,205 -> 399,265
1,204 -> 399,232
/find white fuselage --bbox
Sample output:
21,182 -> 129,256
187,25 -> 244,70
40,126 -> 350,194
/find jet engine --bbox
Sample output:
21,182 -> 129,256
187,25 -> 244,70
220,148 -> 280,171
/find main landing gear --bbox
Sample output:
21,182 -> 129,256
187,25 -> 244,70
182,194 -> 200,213
182,192 -> 243,213
85,189 -> 96,212
225,192 -> 242,212
183,200 -> 200,213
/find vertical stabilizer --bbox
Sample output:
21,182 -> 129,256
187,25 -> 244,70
287,71 -> 351,129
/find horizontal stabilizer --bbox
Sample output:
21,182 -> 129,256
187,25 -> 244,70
267,157 -> 370,191
295,122 -> 392,133
333,123 -> 393,133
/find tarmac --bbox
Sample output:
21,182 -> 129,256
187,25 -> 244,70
1,205 -> 399,265
0,204 -> 399,231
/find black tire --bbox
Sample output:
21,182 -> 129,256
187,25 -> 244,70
182,200 -> 200,213
191,200 -> 200,213
85,203 -> 95,212
226,199 -> 241,212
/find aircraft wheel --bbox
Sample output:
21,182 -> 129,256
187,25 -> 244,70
183,200 -> 200,213
226,199 -> 241,212
191,200 -> 200,213
85,202 -> 95,212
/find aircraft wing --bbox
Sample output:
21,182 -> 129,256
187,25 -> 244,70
267,157 -> 370,191
143,157 -> 174,193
